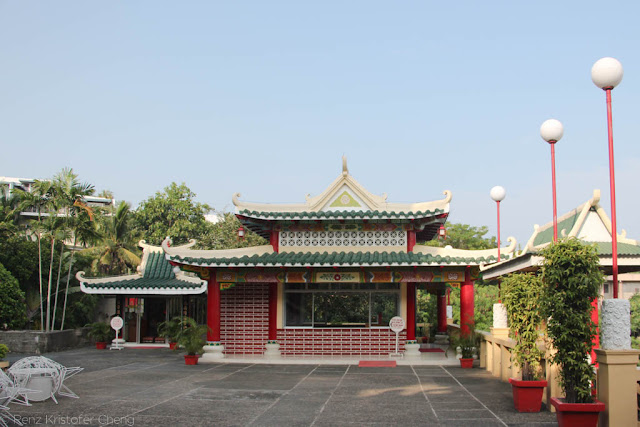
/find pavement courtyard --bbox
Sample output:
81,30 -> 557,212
5,348 -> 557,426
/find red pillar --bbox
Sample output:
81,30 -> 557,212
269,283 -> 278,340
407,230 -> 416,252
206,270 -> 221,342
590,298 -> 599,365
437,290 -> 447,333
270,230 -> 279,253
406,283 -> 416,340
460,267 -> 474,337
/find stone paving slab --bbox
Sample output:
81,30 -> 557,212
4,348 -> 558,426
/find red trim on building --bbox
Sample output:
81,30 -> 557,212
268,283 -> 278,340
460,267 -> 474,336
406,282 -> 416,340
437,289 -> 447,333
590,298 -> 599,365
206,270 -> 221,342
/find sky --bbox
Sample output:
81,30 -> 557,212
1,1 -> 639,247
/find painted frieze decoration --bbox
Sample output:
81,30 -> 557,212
181,265 -> 210,280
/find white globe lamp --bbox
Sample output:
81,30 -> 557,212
490,186 -> 506,202
540,119 -> 564,144
591,57 -> 623,90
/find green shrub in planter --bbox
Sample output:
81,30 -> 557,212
0,343 -> 9,360
176,317 -> 211,356
87,322 -> 113,343
158,317 -> 182,343
502,273 -> 545,380
451,322 -> 479,358
540,238 -> 603,403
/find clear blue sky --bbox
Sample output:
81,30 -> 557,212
2,1 -> 639,247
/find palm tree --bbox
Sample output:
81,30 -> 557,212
50,168 -> 95,330
0,192 -> 20,238
82,201 -> 140,276
16,180 -> 54,330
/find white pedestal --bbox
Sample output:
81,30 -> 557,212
601,299 -> 632,350
200,344 -> 225,362
404,343 -> 421,359
492,303 -> 508,329
264,343 -> 282,359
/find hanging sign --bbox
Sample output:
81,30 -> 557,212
389,316 -> 405,355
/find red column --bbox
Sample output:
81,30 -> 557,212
460,267 -> 474,337
407,230 -> 416,252
206,270 -> 221,342
270,230 -> 279,253
590,298 -> 599,365
269,283 -> 278,340
437,289 -> 447,333
406,283 -> 416,340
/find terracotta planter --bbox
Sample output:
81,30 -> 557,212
96,342 -> 107,350
508,378 -> 547,412
459,358 -> 473,368
550,397 -> 605,427
169,342 -> 178,350
184,355 -> 199,365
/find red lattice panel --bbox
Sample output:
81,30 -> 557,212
277,328 -> 406,356
220,283 -> 269,354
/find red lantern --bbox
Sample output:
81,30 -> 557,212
438,225 -> 446,240
238,226 -> 245,240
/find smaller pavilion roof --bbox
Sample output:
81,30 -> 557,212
481,190 -> 640,279
77,241 -> 207,295
233,157 -> 451,241
162,237 -> 518,268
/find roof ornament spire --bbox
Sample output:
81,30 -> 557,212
342,156 -> 348,177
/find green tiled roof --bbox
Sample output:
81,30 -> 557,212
586,242 -> 640,256
82,251 -> 204,291
532,211 -> 580,247
168,250 -> 506,267
238,209 -> 445,220
83,277 -> 204,291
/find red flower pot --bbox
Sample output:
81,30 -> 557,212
508,378 -> 547,412
184,355 -> 199,365
169,342 -> 178,350
96,342 -> 107,350
550,397 -> 605,427
459,358 -> 473,368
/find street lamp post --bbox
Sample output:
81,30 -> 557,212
540,119 -> 564,243
592,57 -> 624,299
490,186 -> 506,262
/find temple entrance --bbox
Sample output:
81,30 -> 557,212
122,297 -> 182,344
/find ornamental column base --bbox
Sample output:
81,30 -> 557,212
200,342 -> 225,363
434,333 -> 449,345
404,342 -> 421,359
264,342 -> 282,359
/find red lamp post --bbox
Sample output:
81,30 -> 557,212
540,119 -> 564,243
592,57 -> 624,299
490,186 -> 506,262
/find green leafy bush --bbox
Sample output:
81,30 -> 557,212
540,238 -> 602,403
502,272 -> 544,380
87,322 -> 113,342
0,343 -> 9,359
0,262 -> 28,329
176,317 -> 211,356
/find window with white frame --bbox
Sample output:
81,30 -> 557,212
284,283 -> 399,328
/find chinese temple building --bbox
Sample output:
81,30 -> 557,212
158,159 -> 515,360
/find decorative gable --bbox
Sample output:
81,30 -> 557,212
325,187 -> 366,211
577,210 -> 612,241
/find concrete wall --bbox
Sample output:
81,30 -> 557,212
0,328 -> 91,354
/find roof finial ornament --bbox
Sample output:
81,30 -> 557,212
342,156 -> 348,177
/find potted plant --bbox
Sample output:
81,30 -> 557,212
87,322 -> 113,349
540,239 -> 605,426
0,344 -> 9,369
502,272 -> 547,412
158,317 -> 182,350
175,317 -> 210,365
453,322 -> 478,368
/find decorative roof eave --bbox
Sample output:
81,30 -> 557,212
236,208 -> 449,221
165,259 -> 493,268
414,237 -> 517,260
232,157 -> 451,216
79,282 -> 206,295
162,238 -> 275,260
480,254 -> 544,280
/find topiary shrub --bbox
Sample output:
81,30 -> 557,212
0,262 -> 28,329
540,238 -> 603,403
501,272 -> 544,380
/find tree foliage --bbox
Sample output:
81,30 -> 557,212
630,293 -> 640,338
501,273 -> 544,380
0,262 -> 28,329
540,238 -> 603,403
197,212 -> 266,249
424,223 -> 496,250
134,183 -> 212,246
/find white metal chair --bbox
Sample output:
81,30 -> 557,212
0,370 -> 25,427
8,356 -> 82,404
